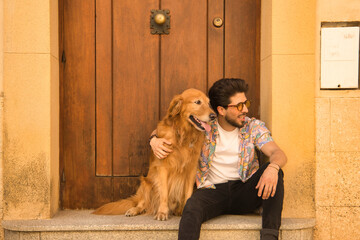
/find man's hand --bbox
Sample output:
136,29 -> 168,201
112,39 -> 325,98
150,137 -> 172,159
256,141 -> 286,200
255,165 -> 279,200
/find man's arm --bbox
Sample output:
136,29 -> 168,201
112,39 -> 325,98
149,130 -> 173,159
255,141 -> 287,200
261,141 -> 287,169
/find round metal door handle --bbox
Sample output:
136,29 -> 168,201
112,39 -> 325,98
213,17 -> 223,28
154,13 -> 166,25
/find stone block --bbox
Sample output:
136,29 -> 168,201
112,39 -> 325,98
316,152 -> 360,206
260,56 -> 272,129
272,0 -> 316,55
4,53 -> 51,146
280,228 -> 313,240
271,55 -> 315,218
2,211 -> 315,240
50,0 -> 59,59
4,0 -> 50,53
4,230 -> 19,240
3,53 -> 52,219
314,207 -> 331,240
200,230 -> 259,240
50,55 -> 60,217
40,231 -> 178,240
331,207 -> 360,240
272,54 -> 315,152
330,98 -> 360,152
301,228 -> 313,240
19,232 -> 40,240
260,0 -> 272,60
315,98 -> 330,152
318,0 -> 360,21
281,230 -> 302,240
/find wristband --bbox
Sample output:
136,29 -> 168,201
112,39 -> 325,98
149,134 -> 157,143
268,163 -> 280,171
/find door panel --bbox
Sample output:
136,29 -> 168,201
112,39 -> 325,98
224,0 -> 260,118
112,0 -> 160,176
208,0 -> 224,88
160,0 -> 208,117
61,0 -> 112,209
60,0 -> 260,209
96,0 -> 113,176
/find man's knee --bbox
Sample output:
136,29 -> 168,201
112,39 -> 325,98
183,197 -> 203,216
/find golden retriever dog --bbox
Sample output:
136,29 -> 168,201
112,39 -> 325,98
93,88 -> 215,220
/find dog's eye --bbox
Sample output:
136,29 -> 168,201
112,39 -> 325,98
194,100 -> 202,105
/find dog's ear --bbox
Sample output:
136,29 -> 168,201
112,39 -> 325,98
168,94 -> 183,117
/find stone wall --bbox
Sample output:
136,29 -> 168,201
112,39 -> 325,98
260,0 -> 316,218
2,0 -> 59,220
1,0 -> 5,238
315,0 -> 360,239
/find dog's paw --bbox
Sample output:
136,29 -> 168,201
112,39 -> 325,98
154,211 -> 169,221
125,207 -> 139,217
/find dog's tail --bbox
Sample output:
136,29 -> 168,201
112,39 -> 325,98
92,197 -> 137,215
92,176 -> 151,215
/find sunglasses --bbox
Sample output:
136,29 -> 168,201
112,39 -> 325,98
226,100 -> 251,111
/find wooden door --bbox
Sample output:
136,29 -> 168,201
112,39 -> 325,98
60,0 -> 260,209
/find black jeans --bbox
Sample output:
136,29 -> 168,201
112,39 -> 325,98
178,162 -> 284,240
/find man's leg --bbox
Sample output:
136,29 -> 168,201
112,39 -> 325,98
178,183 -> 229,240
260,168 -> 284,240
229,163 -> 284,240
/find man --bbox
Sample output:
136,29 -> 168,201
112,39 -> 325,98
150,78 -> 287,240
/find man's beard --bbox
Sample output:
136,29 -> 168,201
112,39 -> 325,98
225,114 -> 246,129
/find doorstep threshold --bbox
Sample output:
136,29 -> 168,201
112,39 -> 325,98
2,210 -> 315,232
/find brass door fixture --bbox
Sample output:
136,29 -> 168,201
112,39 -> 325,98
213,17 -> 223,28
150,9 -> 171,34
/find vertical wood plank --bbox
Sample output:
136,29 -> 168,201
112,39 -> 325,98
224,0 -> 260,118
161,0 -> 208,117
96,0 -> 113,176
255,0 -> 261,119
208,0 -> 224,89
59,0 -> 65,207
62,0 -> 112,209
112,0 -> 159,176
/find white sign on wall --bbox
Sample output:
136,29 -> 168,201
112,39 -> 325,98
321,26 -> 359,89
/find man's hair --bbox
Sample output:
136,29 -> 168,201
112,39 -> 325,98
208,78 -> 248,115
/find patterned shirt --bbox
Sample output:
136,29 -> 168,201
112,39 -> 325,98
195,117 -> 273,189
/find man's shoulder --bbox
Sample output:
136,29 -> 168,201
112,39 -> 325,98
244,117 -> 267,128
240,117 -> 271,138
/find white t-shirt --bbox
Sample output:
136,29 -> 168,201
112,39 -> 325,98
203,122 -> 241,186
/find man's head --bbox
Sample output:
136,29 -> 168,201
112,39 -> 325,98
208,78 -> 249,129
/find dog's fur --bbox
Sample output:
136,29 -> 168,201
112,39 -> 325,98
93,89 -> 215,220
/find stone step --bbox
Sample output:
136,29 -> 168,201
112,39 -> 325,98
2,210 -> 315,240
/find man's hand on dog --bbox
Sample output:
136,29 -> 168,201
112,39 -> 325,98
150,137 -> 172,159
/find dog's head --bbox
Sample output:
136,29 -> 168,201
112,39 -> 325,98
167,88 -> 216,131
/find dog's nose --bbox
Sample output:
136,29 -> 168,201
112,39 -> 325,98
209,113 -> 216,120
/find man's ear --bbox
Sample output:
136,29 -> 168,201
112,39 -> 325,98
217,106 -> 226,116
168,95 -> 183,117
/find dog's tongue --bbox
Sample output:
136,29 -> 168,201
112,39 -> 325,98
200,122 -> 211,132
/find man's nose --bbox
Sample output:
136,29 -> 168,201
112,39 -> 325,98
242,105 -> 249,113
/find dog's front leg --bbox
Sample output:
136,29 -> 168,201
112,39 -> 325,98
155,166 -> 169,221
